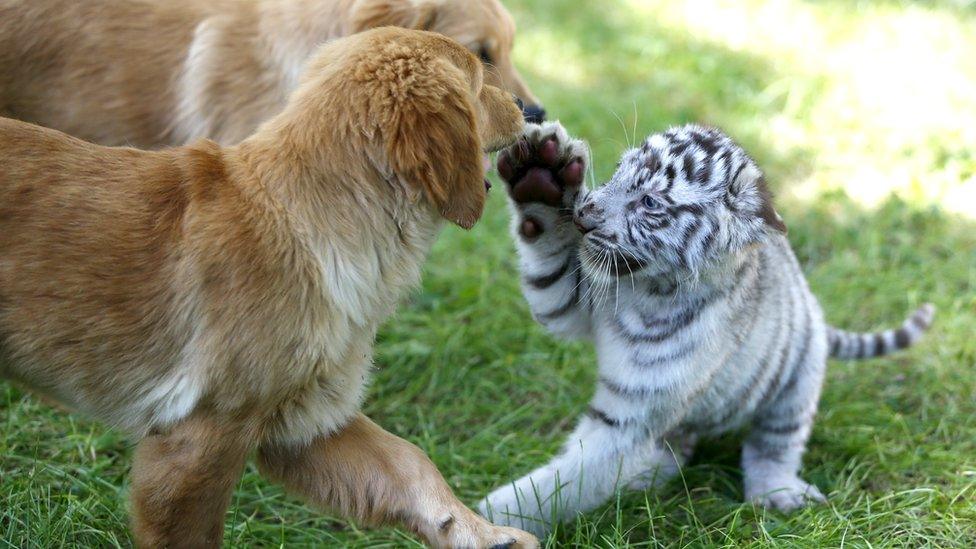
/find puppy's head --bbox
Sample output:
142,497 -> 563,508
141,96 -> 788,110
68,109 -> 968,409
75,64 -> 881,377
293,28 -> 523,229
350,0 -> 545,122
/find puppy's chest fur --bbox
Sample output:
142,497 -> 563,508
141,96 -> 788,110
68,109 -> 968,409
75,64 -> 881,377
257,216 -> 439,444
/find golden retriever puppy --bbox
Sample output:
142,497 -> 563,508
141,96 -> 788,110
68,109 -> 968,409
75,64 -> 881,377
0,0 -> 543,149
0,27 -> 534,548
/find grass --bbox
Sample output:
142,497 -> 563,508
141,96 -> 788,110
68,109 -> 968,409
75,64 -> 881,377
2,0 -> 975,546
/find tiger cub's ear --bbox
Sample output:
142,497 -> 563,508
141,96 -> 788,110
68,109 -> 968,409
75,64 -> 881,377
731,163 -> 787,235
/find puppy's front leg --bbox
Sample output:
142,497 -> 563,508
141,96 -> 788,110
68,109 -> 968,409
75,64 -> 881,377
257,413 -> 538,548
130,414 -> 254,548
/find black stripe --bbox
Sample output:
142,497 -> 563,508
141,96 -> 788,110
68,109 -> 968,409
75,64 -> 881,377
872,333 -> 886,356
699,221 -> 718,257
697,134 -> 721,157
616,309 -> 695,344
644,149 -> 659,172
646,277 -> 678,296
670,140 -> 692,158
600,376 -> 656,400
633,344 -> 695,369
723,192 -> 739,212
644,216 -> 672,231
853,334 -> 865,358
616,290 -> 724,344
829,332 -> 841,356
524,260 -> 570,289
680,219 -> 703,253
662,170 -> 676,194
749,436 -> 794,456
591,231 -> 618,244
665,165 -> 677,187
611,249 -> 648,275
697,159 -> 713,187
536,271 -> 580,321
586,407 -> 622,428
894,327 -> 911,349
669,203 -> 705,216
682,153 -> 695,182
729,162 -> 747,191
755,419 -> 804,436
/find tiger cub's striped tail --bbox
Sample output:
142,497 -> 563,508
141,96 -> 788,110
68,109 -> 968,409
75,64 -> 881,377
828,303 -> 935,360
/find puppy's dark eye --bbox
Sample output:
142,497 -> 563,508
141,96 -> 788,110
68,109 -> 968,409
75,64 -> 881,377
642,195 -> 662,210
479,47 -> 493,65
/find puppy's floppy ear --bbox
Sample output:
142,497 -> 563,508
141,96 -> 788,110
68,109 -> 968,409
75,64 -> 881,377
385,59 -> 486,229
350,0 -> 439,32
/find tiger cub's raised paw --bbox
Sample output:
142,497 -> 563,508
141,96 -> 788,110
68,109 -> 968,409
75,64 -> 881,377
497,122 -> 588,238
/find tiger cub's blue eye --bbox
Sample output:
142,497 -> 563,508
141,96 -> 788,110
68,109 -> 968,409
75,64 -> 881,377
642,195 -> 662,210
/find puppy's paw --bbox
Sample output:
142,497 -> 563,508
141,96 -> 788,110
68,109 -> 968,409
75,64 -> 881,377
746,476 -> 826,513
497,122 -> 588,209
424,507 -> 539,549
483,525 -> 539,549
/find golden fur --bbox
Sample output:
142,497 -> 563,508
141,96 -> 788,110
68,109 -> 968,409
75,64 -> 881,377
0,28 -> 533,548
0,0 -> 539,148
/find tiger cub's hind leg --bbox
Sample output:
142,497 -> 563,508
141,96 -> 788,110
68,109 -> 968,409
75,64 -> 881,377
742,348 -> 828,512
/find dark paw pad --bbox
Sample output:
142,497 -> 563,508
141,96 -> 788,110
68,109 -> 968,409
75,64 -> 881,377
497,124 -> 587,207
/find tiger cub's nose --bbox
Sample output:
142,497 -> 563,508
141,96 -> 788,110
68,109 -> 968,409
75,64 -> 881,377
574,202 -> 602,234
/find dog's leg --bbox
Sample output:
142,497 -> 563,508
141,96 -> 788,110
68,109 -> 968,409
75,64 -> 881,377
130,415 -> 253,548
258,413 -> 538,548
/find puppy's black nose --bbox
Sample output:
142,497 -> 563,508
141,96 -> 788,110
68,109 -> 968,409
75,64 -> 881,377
522,104 -> 546,123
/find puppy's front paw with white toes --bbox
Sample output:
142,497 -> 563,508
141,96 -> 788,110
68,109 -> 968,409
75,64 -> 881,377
485,525 -> 539,549
426,507 -> 539,549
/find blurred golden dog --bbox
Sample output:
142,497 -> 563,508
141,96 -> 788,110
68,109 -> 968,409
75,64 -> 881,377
0,0 -> 544,148
0,28 -> 533,548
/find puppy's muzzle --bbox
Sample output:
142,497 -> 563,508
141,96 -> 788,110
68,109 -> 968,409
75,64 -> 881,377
513,95 -> 546,123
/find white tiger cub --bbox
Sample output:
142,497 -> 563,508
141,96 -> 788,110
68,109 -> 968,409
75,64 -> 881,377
479,122 -> 935,536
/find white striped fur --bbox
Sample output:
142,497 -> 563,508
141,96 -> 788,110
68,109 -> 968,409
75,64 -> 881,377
479,122 -> 935,536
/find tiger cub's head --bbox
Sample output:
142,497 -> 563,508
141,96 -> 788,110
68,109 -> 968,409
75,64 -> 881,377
575,125 -> 786,281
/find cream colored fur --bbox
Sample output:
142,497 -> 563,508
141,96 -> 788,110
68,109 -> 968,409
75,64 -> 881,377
0,0 -> 539,147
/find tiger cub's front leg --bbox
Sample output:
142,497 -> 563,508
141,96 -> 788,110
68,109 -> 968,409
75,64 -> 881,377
499,122 -> 592,340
